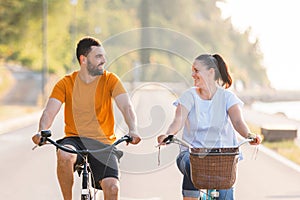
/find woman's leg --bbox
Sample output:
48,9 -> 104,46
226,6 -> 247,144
176,151 -> 200,200
218,187 -> 234,200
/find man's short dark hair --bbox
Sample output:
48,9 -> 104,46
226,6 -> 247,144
76,36 -> 101,63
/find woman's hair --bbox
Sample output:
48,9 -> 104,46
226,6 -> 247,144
195,54 -> 232,88
76,36 -> 101,63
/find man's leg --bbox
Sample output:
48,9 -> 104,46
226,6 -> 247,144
56,145 -> 77,200
100,177 -> 120,200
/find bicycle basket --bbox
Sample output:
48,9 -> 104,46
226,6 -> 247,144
189,147 -> 239,189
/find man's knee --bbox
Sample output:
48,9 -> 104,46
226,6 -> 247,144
101,178 -> 120,195
108,183 -> 119,195
56,145 -> 77,166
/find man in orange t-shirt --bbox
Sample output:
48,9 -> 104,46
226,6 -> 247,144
32,36 -> 141,200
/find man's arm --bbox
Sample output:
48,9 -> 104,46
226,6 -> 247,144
32,98 -> 62,145
114,93 -> 141,144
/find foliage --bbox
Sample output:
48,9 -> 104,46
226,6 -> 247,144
0,0 -> 269,88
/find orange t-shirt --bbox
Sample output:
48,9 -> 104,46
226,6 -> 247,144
50,70 -> 127,144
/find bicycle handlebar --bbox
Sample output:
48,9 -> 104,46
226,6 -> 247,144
159,134 -> 256,149
35,130 -> 133,155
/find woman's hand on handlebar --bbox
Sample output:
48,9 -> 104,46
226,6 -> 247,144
157,134 -> 169,146
247,133 -> 263,145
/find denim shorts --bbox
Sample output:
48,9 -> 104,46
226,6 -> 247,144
57,136 -> 123,189
176,150 -> 235,199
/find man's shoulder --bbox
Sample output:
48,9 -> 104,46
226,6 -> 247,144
102,70 -> 121,82
64,71 -> 78,79
58,71 -> 78,82
103,70 -> 118,78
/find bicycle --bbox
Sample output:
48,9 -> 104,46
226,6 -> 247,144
157,135 -> 257,200
33,130 -> 133,200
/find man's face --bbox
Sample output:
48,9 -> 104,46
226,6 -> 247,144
86,46 -> 107,76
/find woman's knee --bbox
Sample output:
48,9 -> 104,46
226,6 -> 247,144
176,151 -> 190,174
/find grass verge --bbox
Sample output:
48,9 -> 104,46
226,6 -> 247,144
248,122 -> 300,166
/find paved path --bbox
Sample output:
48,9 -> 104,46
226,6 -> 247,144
1,85 -> 300,199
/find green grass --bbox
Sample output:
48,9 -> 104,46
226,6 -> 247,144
263,140 -> 300,165
248,122 -> 300,166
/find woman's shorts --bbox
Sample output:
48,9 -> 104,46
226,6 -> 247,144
57,136 -> 123,189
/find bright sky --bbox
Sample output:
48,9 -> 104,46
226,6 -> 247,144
218,0 -> 300,90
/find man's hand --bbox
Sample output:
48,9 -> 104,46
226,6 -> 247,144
32,133 -> 42,145
128,133 -> 141,145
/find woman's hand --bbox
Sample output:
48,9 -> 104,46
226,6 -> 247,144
157,134 -> 169,145
248,133 -> 263,145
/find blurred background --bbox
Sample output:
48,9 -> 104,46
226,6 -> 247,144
1,0 -> 300,199
1,0 -> 300,113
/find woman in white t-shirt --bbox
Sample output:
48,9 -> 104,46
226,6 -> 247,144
157,54 -> 261,200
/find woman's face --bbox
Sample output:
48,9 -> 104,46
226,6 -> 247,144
191,60 -> 214,88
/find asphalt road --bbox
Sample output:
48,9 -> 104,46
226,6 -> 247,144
1,85 -> 300,199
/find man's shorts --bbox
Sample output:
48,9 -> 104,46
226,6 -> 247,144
57,136 -> 123,189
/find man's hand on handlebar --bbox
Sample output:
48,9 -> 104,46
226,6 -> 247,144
31,132 -> 48,150
32,133 -> 42,145
128,133 -> 141,145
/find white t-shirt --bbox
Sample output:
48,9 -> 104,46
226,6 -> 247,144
175,86 -> 243,150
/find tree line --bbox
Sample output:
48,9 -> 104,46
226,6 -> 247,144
0,0 -> 270,89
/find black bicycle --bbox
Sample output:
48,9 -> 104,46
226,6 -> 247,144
35,130 -> 132,200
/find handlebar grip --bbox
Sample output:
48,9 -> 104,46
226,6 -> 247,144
41,130 -> 52,137
162,135 -> 174,144
123,135 -> 133,143
249,137 -> 258,144
38,130 -> 52,146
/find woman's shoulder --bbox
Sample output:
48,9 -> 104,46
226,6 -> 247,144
182,87 -> 197,96
217,87 -> 236,96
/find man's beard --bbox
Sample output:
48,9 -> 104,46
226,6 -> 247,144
87,61 -> 104,76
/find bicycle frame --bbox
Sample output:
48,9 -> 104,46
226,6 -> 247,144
38,130 -> 132,200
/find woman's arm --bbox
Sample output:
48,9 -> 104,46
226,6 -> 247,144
157,104 -> 189,144
228,104 -> 250,138
228,104 -> 262,144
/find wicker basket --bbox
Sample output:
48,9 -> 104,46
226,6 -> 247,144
189,147 -> 239,189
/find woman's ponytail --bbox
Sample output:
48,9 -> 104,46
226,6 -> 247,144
212,54 -> 232,89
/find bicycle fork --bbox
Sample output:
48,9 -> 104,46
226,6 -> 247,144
201,189 -> 219,200
81,156 -> 91,200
